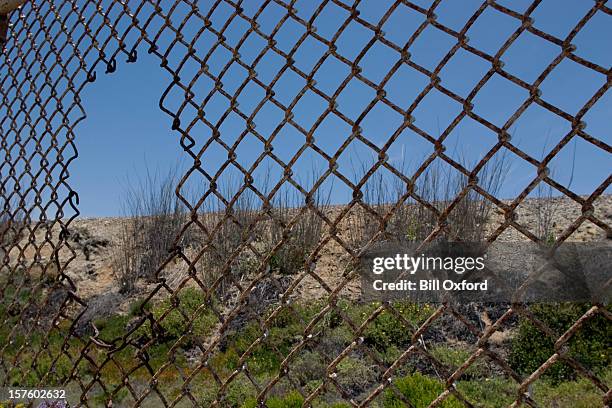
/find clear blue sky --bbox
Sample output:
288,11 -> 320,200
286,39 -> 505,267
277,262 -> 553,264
69,0 -> 611,217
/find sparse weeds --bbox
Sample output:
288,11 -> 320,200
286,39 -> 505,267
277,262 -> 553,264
198,182 -> 260,297
113,168 -> 189,294
0,202 -> 25,250
533,180 -> 558,243
347,153 -> 508,249
266,187 -> 328,275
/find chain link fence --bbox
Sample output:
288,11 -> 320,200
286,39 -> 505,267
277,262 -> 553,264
1,0 -> 611,406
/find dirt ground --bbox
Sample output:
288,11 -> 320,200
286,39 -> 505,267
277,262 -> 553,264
4,195 -> 611,313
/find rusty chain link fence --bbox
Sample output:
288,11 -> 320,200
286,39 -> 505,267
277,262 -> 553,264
1,0 -> 611,407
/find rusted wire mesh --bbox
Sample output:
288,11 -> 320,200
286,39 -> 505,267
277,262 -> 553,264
1,0 -> 610,407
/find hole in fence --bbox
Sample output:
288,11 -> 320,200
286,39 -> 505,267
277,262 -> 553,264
71,52 -> 186,217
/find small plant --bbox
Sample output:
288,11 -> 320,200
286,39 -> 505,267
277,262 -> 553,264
509,303 -> 610,382
532,179 -> 558,243
198,181 -> 260,297
140,287 -> 218,346
94,314 -> 131,341
531,136 -> 577,243
336,356 -> 378,397
430,346 -> 489,378
113,167 -> 189,294
0,201 -> 24,250
364,308 -> 413,351
362,302 -> 433,351
67,226 -> 109,260
241,391 -> 304,408
91,386 -> 129,407
383,372 -> 462,408
265,187 -> 328,275
292,351 -> 327,385
347,153 -> 508,249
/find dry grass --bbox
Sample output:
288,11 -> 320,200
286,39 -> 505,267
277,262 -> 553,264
346,153 -> 509,249
264,186 -> 329,275
112,169 -> 188,294
197,181 -> 260,297
0,201 -> 25,254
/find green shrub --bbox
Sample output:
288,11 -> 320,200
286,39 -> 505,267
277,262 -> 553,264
363,309 -> 411,351
509,303 -> 611,382
128,297 -> 152,316
267,391 -> 304,408
383,373 -> 462,408
223,305 -> 323,376
225,375 -> 258,407
359,302 -> 434,352
531,367 -> 612,407
230,322 -> 264,354
95,314 -> 131,341
456,377 -> 515,407
430,346 -> 489,378
223,322 -> 286,376
247,345 -> 282,375
134,287 -> 218,346
292,351 -> 327,385
91,386 -> 129,407
241,391 -> 303,408
336,357 -> 378,397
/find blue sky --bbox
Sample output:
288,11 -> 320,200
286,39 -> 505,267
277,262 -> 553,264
68,0 -> 611,217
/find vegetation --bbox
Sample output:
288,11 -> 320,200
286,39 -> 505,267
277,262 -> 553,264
3,161 -> 608,407
509,303 -> 611,382
347,153 -> 508,248
0,202 -> 24,249
266,187 -> 328,276
112,168 -> 188,294
2,258 -> 608,407
1,291 -> 608,406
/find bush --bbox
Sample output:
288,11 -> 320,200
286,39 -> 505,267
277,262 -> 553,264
113,168 -> 189,294
346,154 -> 508,248
67,226 -> 109,260
363,302 -> 433,351
136,287 -> 218,346
0,200 -> 24,249
455,377 -> 516,407
223,375 -> 258,407
383,373 -> 462,408
91,386 -> 129,407
430,346 -> 489,378
241,391 -> 304,408
292,351 -> 327,385
364,309 -> 412,351
95,314 -> 131,341
266,188 -> 327,276
454,368 -> 612,407
199,184 -> 259,296
335,357 -> 378,398
222,307 -> 305,376
509,303 -> 611,382
531,367 -> 612,408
